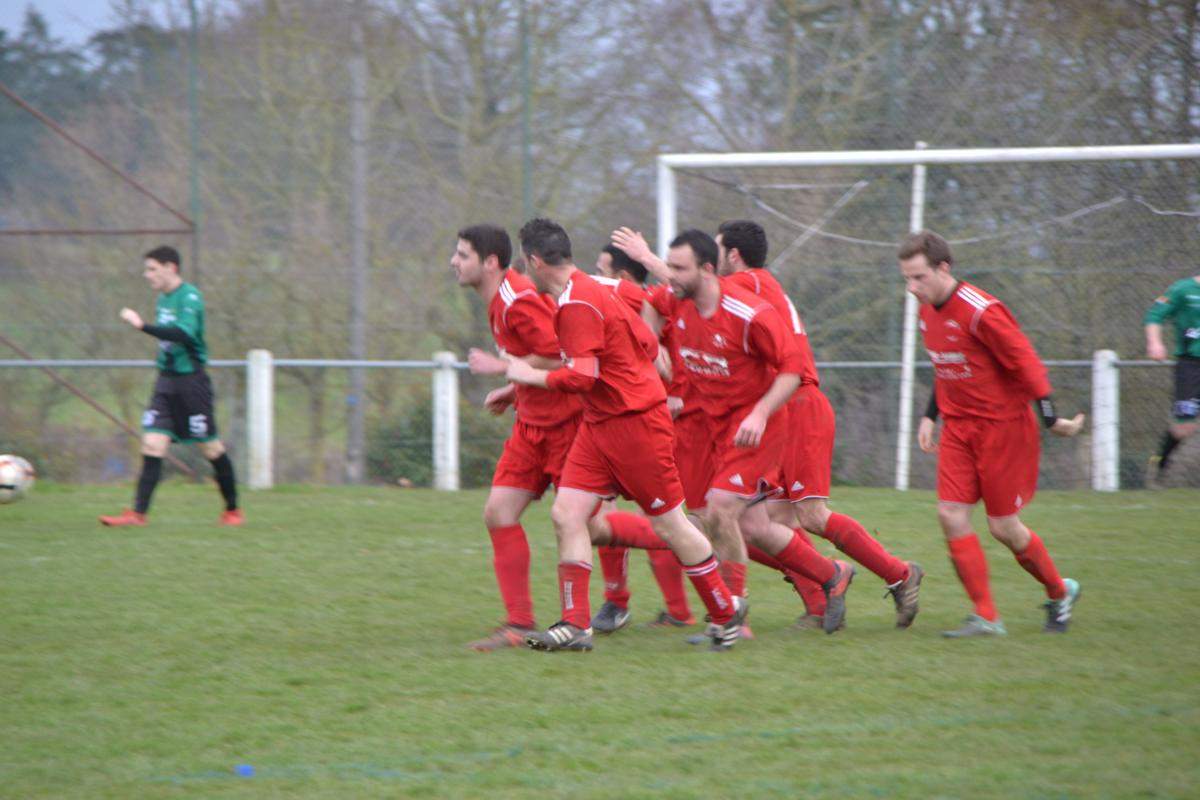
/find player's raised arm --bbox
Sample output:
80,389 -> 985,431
611,227 -> 669,283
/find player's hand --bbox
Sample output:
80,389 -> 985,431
1147,341 -> 1169,361
611,227 -> 654,264
484,384 -> 516,415
734,408 -> 768,448
468,347 -> 508,376
666,396 -> 684,419
1050,412 -> 1085,437
505,358 -> 538,386
119,308 -> 144,329
917,416 -> 938,453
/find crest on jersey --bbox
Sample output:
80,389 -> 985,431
712,333 -> 726,348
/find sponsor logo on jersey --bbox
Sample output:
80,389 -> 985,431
650,498 -> 665,509
927,350 -> 967,365
679,346 -> 730,377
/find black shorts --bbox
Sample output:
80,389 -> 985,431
1174,357 -> 1200,421
142,371 -> 219,442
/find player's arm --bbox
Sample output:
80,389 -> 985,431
507,304 -> 601,393
120,307 -> 196,344
734,312 -> 802,447
611,227 -> 670,284
917,392 -> 939,453
975,306 -> 1084,436
482,296 -> 565,377
483,383 -> 517,415
1144,286 -> 1178,361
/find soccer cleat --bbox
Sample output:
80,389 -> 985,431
942,614 -> 1007,638
793,614 -> 825,631
885,562 -> 924,629
685,622 -> 719,646
99,508 -> 147,527
525,621 -> 594,652
1042,578 -> 1081,633
821,560 -> 856,634
219,509 -> 245,526
709,596 -> 749,652
590,601 -> 631,634
646,610 -> 695,628
468,624 -> 536,652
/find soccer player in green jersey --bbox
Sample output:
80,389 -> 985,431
100,246 -> 243,527
1145,274 -> 1200,477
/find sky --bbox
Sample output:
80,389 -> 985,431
0,0 -> 118,44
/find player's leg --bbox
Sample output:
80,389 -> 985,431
469,485 -> 539,649
705,490 -> 751,599
739,501 -> 852,634
588,501 -> 634,634
196,438 -> 241,524
1154,361 -> 1199,476
762,501 -> 826,625
101,382 -> 175,526
524,487 -> 600,652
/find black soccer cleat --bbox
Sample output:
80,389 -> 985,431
1043,578 -> 1081,633
709,596 -> 748,652
885,562 -> 924,629
524,621 -> 594,652
590,601 -> 632,634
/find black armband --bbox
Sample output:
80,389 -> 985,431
141,324 -> 191,344
1036,396 -> 1058,428
924,392 -> 939,421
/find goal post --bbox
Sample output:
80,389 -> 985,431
657,142 -> 1200,491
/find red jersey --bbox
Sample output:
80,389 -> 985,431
546,269 -> 665,422
919,281 -> 1052,421
591,274 -> 647,316
647,284 -> 699,416
488,269 -> 582,427
653,282 -> 803,419
723,268 -> 820,387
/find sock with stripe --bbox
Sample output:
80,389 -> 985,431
598,546 -> 631,609
683,554 -> 735,625
558,561 -> 592,629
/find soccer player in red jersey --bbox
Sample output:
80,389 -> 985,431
589,247 -> 697,632
899,230 -> 1084,636
452,224 -> 583,651
505,219 -> 745,652
713,221 -> 923,632
641,229 -> 856,633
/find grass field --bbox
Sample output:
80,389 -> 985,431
2,484 -> 1197,799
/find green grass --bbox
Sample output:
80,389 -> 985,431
1,484 -> 1197,799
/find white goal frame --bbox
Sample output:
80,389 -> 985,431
656,143 -> 1200,491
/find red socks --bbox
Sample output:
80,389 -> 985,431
606,511 -> 670,550
748,543 -> 826,616
823,513 -> 909,585
947,533 -> 998,621
598,546 -> 631,608
647,549 -> 693,622
719,560 -> 748,598
773,532 -> 836,585
1015,530 -> 1066,600
558,561 -> 592,629
488,524 -> 534,628
683,554 -> 735,624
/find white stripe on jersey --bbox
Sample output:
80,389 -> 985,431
499,279 -> 517,307
721,295 -> 758,321
557,279 -> 574,306
591,275 -> 621,288
957,285 -> 991,311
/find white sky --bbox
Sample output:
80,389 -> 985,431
0,1 -> 121,44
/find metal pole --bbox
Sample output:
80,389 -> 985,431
346,1 -> 369,483
895,140 -> 927,490
1092,349 -> 1120,491
656,158 -> 677,258
187,0 -> 201,279
519,0 -> 532,221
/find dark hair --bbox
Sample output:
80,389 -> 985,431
669,228 -> 719,271
603,244 -> 648,285
518,217 -> 572,266
717,219 -> 768,268
457,224 -> 512,268
144,245 -> 181,270
898,230 -> 954,268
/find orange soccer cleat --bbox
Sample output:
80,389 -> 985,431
219,508 -> 245,526
99,508 -> 148,527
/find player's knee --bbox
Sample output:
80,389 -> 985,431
936,504 -> 970,538
482,500 -> 515,530
986,516 -> 1027,550
197,440 -> 225,460
794,504 -> 827,535
141,435 -> 169,458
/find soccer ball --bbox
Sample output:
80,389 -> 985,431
0,455 -> 36,504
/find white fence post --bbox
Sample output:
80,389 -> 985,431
432,351 -> 460,491
895,140 -> 928,491
1092,349 -> 1119,491
246,349 -> 274,489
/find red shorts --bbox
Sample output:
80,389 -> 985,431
492,416 -> 581,498
708,405 -> 786,503
938,412 -> 1040,517
673,410 -> 718,511
558,404 -> 685,516
779,386 -> 835,502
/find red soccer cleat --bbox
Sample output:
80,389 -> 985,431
219,508 -> 245,526
99,508 -> 148,527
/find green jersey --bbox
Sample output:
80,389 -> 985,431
1145,277 -> 1200,359
151,282 -> 208,374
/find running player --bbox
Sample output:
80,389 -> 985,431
1144,273 -> 1200,479
505,218 -> 745,652
899,230 -> 1084,636
99,246 -> 242,527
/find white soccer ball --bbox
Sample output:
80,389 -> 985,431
0,454 -> 36,504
